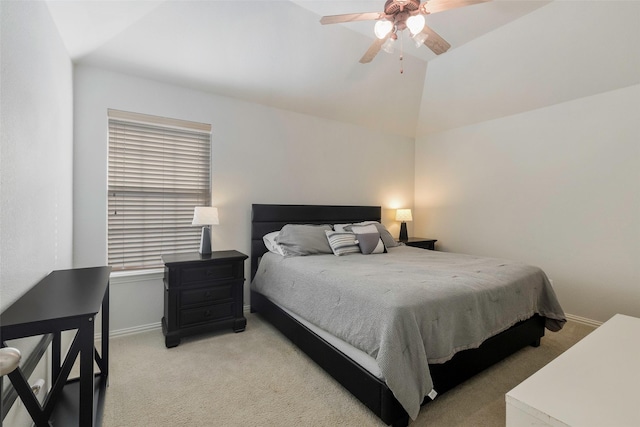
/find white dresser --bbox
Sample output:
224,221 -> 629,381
506,314 -> 640,427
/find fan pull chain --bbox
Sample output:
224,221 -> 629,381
399,30 -> 404,74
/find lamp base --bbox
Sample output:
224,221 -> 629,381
199,226 -> 212,255
399,222 -> 408,242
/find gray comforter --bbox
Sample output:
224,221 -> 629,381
251,246 -> 566,419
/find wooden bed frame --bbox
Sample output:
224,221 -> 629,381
249,204 -> 545,427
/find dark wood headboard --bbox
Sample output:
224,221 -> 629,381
250,204 -> 381,280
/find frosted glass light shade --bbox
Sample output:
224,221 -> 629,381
192,207 -> 219,225
395,209 -> 413,222
406,15 -> 425,35
382,37 -> 395,53
374,20 -> 393,39
412,31 -> 429,47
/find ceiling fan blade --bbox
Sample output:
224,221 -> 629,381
423,0 -> 490,14
359,37 -> 388,64
320,12 -> 383,25
419,25 -> 451,55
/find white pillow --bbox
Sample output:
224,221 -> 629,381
263,231 -> 285,256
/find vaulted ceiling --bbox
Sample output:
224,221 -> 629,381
45,0 -> 548,137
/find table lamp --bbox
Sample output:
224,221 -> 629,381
395,208 -> 412,242
192,207 -> 219,255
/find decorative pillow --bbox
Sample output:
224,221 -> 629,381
350,224 -> 386,254
374,223 -> 399,248
325,230 -> 360,256
263,231 -> 285,256
275,224 -> 333,256
357,233 -> 385,254
346,221 -> 398,248
333,224 -> 350,233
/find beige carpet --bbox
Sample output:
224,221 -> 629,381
102,314 -> 594,427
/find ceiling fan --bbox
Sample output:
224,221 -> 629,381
320,0 -> 490,64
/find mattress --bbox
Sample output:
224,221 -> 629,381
278,303 -> 384,379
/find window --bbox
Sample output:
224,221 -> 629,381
107,109 -> 211,271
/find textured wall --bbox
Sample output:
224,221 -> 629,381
0,2 -> 74,425
0,1 -> 73,310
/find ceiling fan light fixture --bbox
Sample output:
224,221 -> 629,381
406,14 -> 425,35
374,20 -> 393,39
412,31 -> 429,47
382,37 -> 395,54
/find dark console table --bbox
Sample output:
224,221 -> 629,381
0,266 -> 111,426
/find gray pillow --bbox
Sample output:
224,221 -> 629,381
275,224 -> 333,256
374,223 -> 399,248
345,221 -> 398,248
350,224 -> 386,254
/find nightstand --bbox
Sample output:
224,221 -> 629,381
401,237 -> 437,250
161,250 -> 248,348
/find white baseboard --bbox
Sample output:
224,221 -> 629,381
565,313 -> 602,328
96,322 -> 162,340
100,308 -> 253,340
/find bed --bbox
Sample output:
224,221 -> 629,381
249,204 -> 565,427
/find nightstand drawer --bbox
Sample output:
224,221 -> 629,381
180,263 -> 236,285
180,286 -> 232,307
179,303 -> 234,327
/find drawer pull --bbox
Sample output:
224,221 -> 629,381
204,310 -> 212,318
204,291 -> 212,298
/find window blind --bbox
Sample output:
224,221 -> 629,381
108,109 -> 211,271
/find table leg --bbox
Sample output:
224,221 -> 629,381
52,331 -> 61,381
79,315 -> 95,425
102,284 -> 109,379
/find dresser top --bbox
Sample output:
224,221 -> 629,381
506,314 -> 640,427
162,250 -> 248,266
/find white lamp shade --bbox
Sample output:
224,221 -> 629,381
374,20 -> 393,39
192,207 -> 219,225
406,14 -> 425,35
395,209 -> 413,222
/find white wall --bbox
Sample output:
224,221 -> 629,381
0,1 -> 73,425
416,1 -> 640,136
0,0 -> 74,309
73,65 -> 415,332
414,2 -> 640,323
